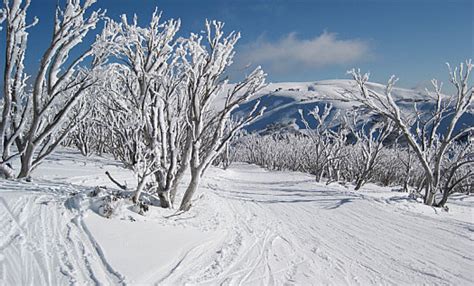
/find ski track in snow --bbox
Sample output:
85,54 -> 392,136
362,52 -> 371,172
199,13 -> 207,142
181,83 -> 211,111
1,152 -> 473,285
159,165 -> 474,285
0,181 -> 125,285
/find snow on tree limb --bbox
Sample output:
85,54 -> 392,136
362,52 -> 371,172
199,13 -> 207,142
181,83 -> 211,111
1,0 -> 38,178
343,60 -> 473,206
178,20 -> 266,211
0,0 -> 113,178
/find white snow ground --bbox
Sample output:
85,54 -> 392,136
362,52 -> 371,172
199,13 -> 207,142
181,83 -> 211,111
1,149 -> 473,285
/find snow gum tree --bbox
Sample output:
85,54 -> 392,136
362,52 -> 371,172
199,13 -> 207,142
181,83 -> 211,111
17,0 -> 114,179
178,20 -> 266,211
298,104 -> 348,182
344,112 -> 395,190
345,60 -> 473,206
1,0 -> 114,178
73,17 -> 266,211
437,141 -> 473,205
101,11 -> 186,207
0,0 -> 37,178
67,84 -> 107,157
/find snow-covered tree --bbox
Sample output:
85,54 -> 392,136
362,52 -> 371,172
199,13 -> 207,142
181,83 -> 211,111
346,60 -> 473,206
298,104 -> 347,182
393,140 -> 417,192
178,20 -> 266,211
99,11 -> 188,208
211,121 -> 244,170
344,112 -> 395,190
437,141 -> 473,205
0,0 -> 113,178
66,85 -> 106,157
0,0 -> 37,178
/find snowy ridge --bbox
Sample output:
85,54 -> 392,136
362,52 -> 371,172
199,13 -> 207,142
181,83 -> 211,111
230,80 -> 473,133
1,149 -> 473,285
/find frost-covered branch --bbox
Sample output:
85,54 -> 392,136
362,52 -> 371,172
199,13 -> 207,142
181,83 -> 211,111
14,0 -> 112,178
179,20 -> 266,211
344,60 -> 473,206
92,11 -> 185,208
0,0 -> 37,178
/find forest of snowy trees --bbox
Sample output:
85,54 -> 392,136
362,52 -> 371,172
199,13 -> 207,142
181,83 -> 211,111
0,0 -> 472,212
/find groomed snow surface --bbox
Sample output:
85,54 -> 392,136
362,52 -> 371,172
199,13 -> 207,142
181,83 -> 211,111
1,149 -> 473,285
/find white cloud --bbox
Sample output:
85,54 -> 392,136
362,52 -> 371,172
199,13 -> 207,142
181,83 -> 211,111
236,32 -> 372,74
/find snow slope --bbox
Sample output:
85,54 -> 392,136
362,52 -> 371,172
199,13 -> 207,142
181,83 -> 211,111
232,80 -> 473,133
1,149 -> 473,285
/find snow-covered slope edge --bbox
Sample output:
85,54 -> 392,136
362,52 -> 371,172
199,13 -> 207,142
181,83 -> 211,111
1,149 -> 473,285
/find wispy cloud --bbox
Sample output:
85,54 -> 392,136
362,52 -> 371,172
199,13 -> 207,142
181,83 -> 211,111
236,32 -> 372,74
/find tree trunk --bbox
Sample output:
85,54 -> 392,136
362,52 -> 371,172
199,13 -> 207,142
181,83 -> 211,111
403,180 -> 409,192
316,170 -> 323,182
132,177 -> 147,204
435,190 -> 449,208
423,183 -> 435,206
158,191 -> 171,208
354,178 -> 364,191
169,182 -> 179,205
18,145 -> 34,179
326,166 -> 332,182
179,170 -> 201,211
169,138 -> 192,205
2,142 -> 11,163
222,143 -> 230,170
0,163 -> 14,179
169,163 -> 187,205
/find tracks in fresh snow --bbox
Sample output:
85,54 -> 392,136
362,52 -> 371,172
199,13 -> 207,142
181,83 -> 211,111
158,164 -> 474,285
1,161 -> 473,285
0,185 -> 124,285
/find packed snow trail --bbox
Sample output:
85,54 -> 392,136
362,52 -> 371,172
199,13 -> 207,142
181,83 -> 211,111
1,150 -> 473,285
157,164 -> 474,285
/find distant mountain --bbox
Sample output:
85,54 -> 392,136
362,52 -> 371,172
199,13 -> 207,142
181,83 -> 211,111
232,80 -> 472,136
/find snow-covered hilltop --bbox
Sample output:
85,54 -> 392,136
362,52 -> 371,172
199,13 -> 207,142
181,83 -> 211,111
234,80 -> 472,133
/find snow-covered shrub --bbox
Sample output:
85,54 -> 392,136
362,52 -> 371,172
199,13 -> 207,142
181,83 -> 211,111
66,186 -> 134,219
437,141 -> 473,203
344,113 -> 395,190
232,124 -> 471,206
346,60 -> 473,206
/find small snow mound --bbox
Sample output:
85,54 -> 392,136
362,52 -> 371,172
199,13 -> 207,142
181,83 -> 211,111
65,186 -> 130,219
65,192 -> 90,211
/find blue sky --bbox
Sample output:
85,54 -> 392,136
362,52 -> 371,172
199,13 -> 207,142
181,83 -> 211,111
1,0 -> 473,89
